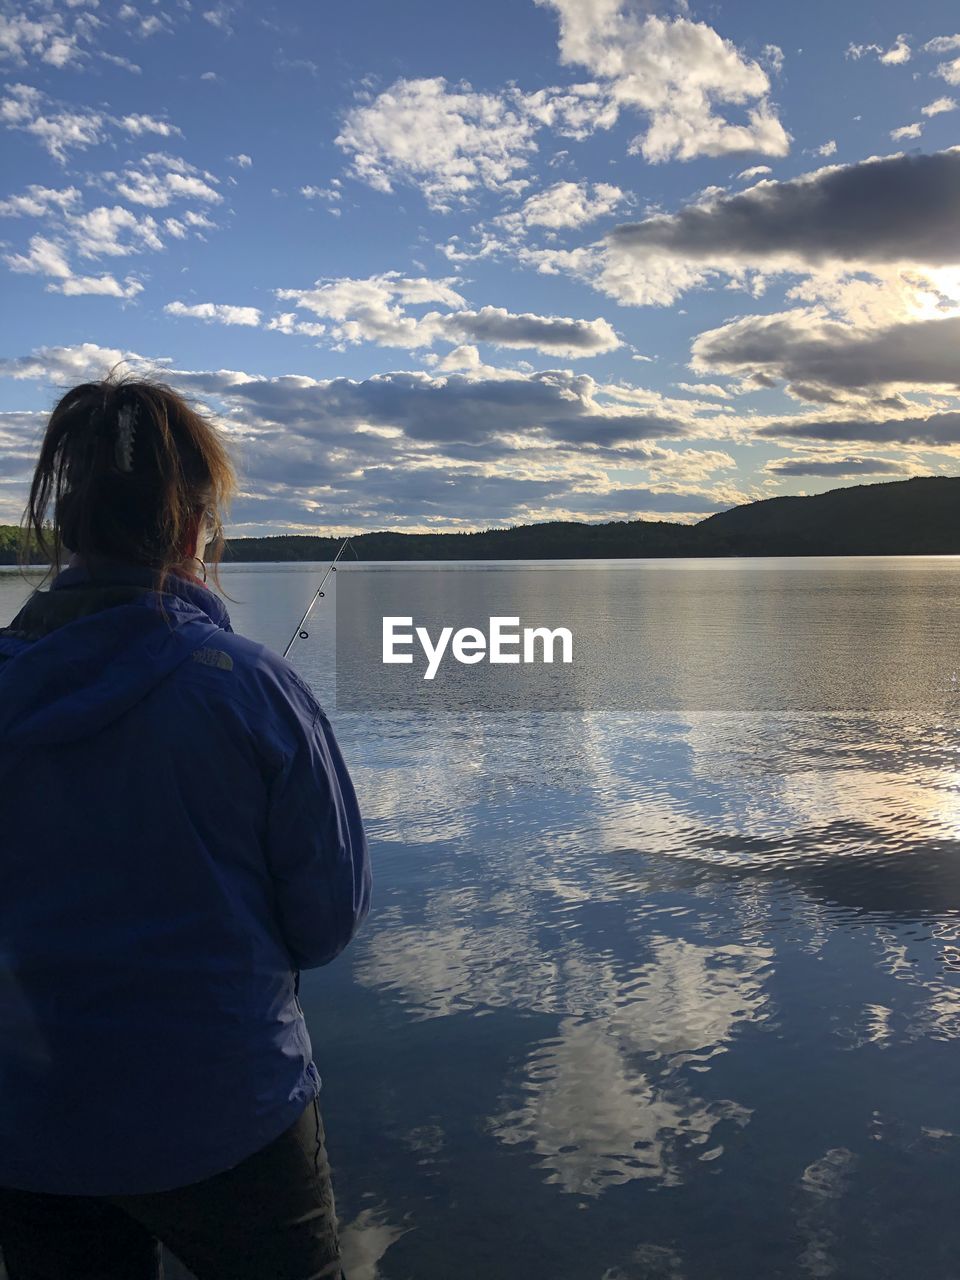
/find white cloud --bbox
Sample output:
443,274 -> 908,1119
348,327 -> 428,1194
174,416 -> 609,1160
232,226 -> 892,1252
0,13 -> 51,64
523,239 -> 706,308
0,344 -> 152,385
0,81 -> 41,124
0,10 -> 83,69
25,106 -> 104,160
5,234 -> 72,278
676,382 -> 731,399
737,165 -> 772,180
437,229 -> 512,264
275,272 -> 621,357
165,301 -> 262,326
440,183 -> 628,270
925,34 -> 960,86
202,5 -> 233,32
4,231 -> 143,298
113,153 -> 222,207
183,209 -> 216,230
266,313 -> 327,338
847,35 -> 911,65
0,184 -> 79,216
763,44 -> 784,75
890,122 -> 922,140
300,183 -> 341,202
922,96 -> 957,116
100,50 -> 142,74
0,83 -> 104,161
336,77 -> 538,210
230,152 -> 252,167
1,82 -> 185,162
119,113 -> 181,137
334,8 -> 789,207
55,273 -> 142,298
845,42 -> 882,60
158,272 -> 621,359
276,272 -> 467,348
536,0 -> 790,163
880,34 -> 911,65
519,83 -> 618,140
289,273 -> 468,312
813,140 -> 836,157
68,205 -> 163,256
117,4 -> 171,38
433,343 -> 513,378
503,180 -> 626,230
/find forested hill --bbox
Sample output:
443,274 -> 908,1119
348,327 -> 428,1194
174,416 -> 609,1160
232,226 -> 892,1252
227,517 -> 706,561
696,475 -> 960,555
1,475 -> 958,564
219,475 -> 960,560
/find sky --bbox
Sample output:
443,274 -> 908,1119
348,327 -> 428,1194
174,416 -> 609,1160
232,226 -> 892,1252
2,0 -> 960,535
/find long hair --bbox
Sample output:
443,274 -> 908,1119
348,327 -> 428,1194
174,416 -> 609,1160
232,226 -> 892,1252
19,374 -> 237,600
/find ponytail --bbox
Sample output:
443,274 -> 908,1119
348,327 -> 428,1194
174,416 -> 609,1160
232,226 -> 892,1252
19,374 -> 237,601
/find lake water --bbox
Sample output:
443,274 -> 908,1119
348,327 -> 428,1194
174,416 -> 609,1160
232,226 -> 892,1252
3,558 -> 960,1280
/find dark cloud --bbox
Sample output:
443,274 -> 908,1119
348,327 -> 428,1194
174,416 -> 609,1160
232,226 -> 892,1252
327,467 -> 567,516
692,312 -> 960,392
609,148 -> 960,266
174,369 -> 690,450
0,348 -> 727,535
193,373 -> 718,530
785,383 -> 847,405
224,468 -> 728,533
766,456 -> 911,477
756,411 -> 960,447
540,413 -> 686,446
547,487 -> 730,516
224,474 -> 728,533
447,308 -> 619,354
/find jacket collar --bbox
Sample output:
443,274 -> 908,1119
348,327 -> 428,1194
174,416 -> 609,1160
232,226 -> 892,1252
49,557 -> 233,632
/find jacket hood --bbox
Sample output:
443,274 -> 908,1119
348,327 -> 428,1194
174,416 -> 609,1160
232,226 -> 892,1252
0,559 -> 233,746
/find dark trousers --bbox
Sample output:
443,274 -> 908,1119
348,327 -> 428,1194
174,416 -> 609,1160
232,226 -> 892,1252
0,1099 -> 346,1280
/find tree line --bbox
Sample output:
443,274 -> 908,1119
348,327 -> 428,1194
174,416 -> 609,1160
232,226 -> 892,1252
2,474 -> 957,564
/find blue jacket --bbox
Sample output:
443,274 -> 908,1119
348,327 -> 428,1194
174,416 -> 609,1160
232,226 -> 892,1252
0,558 -> 371,1195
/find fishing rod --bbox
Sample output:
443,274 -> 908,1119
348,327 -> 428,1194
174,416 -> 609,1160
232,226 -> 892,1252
282,537 -> 353,659
286,536 -> 354,1006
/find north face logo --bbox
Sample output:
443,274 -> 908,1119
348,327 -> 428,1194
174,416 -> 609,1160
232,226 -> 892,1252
191,647 -> 234,671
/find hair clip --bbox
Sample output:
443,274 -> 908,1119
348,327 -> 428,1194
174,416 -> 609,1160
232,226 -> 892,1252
115,401 -> 139,473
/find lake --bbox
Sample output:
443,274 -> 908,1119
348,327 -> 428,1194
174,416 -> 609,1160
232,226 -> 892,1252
3,557 -> 960,1280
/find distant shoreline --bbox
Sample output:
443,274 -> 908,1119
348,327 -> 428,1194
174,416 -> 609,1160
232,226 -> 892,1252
2,474 -> 958,563
5,552 -> 960,576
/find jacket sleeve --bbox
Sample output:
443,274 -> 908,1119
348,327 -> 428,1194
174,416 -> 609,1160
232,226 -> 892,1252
265,704 -> 372,969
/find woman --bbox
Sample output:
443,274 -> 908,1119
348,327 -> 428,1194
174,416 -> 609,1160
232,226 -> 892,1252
0,377 -> 371,1279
